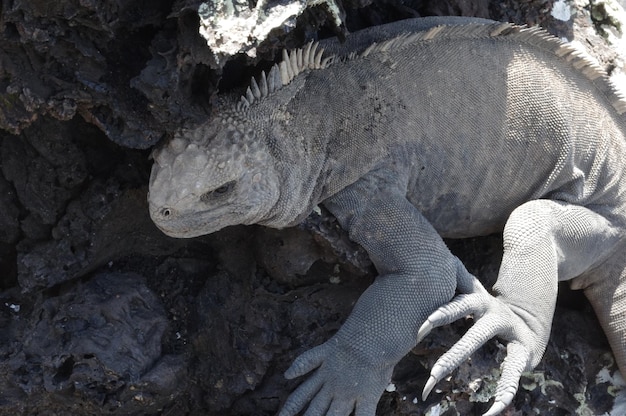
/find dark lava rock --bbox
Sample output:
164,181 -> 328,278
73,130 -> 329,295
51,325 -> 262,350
0,272 -> 185,415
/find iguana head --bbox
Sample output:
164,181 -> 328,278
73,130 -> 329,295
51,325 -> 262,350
148,122 -> 280,238
149,42 -> 335,238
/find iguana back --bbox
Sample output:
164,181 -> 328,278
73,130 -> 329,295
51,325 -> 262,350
229,24 -> 626,235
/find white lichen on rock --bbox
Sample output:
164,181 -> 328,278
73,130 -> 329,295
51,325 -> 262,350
520,371 -> 564,395
571,0 -> 626,107
592,0 -> 626,102
596,364 -> 626,416
552,0 -> 572,21
589,0 -> 626,78
590,0 -> 625,33
198,0 -> 342,64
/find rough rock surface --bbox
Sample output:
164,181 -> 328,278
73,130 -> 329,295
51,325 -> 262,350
1,0 -> 626,415
197,0 -> 345,64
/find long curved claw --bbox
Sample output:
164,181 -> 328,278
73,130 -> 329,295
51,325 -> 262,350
416,293 -> 487,342
421,372 -> 438,400
483,401 -> 507,416
416,318 -> 434,343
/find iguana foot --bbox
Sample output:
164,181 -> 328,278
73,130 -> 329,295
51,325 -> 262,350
279,337 -> 393,416
417,278 -> 542,416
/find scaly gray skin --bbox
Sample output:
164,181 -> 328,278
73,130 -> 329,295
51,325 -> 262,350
148,17 -> 626,416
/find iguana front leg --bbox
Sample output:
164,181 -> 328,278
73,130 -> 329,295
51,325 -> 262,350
279,170 -> 467,416
418,199 -> 623,416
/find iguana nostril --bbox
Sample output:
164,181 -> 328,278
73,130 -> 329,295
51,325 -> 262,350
162,208 -> 172,217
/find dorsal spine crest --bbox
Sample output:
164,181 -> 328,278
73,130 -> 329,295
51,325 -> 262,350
237,41 -> 335,112
357,22 -> 625,115
236,22 -> 626,115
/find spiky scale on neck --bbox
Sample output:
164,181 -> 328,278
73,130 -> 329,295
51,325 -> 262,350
234,41 -> 334,113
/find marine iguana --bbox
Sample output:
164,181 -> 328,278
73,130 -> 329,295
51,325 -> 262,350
147,17 -> 626,416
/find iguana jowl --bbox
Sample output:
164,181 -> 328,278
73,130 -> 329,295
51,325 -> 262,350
147,17 -> 626,416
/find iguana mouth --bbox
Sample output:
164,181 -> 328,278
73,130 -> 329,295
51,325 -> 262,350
151,216 -> 212,238
149,202 -> 246,238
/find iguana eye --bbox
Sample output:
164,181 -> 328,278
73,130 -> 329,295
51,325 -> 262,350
214,184 -> 231,194
201,181 -> 235,202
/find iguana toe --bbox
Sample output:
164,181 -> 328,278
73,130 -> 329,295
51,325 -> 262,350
482,342 -> 529,416
324,399 -> 355,416
302,387 -> 332,416
284,343 -> 328,379
416,293 -> 486,342
279,372 -> 325,416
